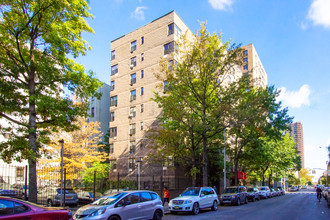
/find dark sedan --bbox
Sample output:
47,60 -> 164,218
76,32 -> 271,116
0,196 -> 73,220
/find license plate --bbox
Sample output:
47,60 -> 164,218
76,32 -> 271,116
174,206 -> 179,209
66,197 -> 72,199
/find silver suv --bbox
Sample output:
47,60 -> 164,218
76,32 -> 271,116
73,190 -> 164,220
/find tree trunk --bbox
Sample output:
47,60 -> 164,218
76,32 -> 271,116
268,169 -> 273,188
202,131 -> 208,186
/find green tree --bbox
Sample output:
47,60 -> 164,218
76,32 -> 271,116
0,0 -> 101,202
299,168 -> 313,185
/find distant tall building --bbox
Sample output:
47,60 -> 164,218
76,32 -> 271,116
289,122 -> 305,168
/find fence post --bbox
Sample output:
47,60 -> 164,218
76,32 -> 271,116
63,168 -> 66,207
160,175 -> 163,200
136,173 -> 138,190
24,165 -> 28,200
93,171 -> 96,202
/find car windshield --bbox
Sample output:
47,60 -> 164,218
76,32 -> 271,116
224,188 -> 238,193
92,193 -> 127,206
247,188 -> 254,192
181,187 -> 200,196
259,187 -> 267,191
56,189 -> 75,194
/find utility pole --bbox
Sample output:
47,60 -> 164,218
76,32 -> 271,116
224,129 -> 226,190
59,139 -> 64,207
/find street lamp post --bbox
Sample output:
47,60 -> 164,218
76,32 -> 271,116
223,129 -> 226,190
59,139 -> 64,207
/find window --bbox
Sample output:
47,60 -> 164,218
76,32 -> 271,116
16,167 -> 24,180
130,141 -> 136,154
130,90 -> 136,102
129,107 -> 136,118
109,143 -> 114,154
140,104 -> 144,113
141,87 -> 144,95
141,53 -> 144,61
110,80 -> 115,91
110,96 -> 118,107
164,81 -> 169,92
243,57 -> 248,63
164,42 -> 174,55
111,64 -> 118,75
110,159 -> 117,169
141,70 -> 144,78
140,122 -> 144,130
168,23 -> 174,35
111,50 -> 115,60
141,36 -> 144,44
130,56 -> 137,68
130,73 -> 136,85
0,199 -> 14,215
141,192 -> 152,202
110,112 -> 115,122
244,72 -> 249,77
110,127 -> 117,138
243,65 -> 248,70
131,40 -> 137,52
129,123 -> 136,135
168,59 -> 177,71
91,107 -> 95,117
14,202 -> 29,213
243,50 -> 248,55
128,158 -> 136,170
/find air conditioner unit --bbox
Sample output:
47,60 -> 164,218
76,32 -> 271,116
113,169 -> 117,172
130,64 -> 134,69
129,113 -> 134,118
114,136 -> 117,140
128,168 -> 132,172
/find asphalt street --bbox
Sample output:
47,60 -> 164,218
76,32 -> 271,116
163,189 -> 330,220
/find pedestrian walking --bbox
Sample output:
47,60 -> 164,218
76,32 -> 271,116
163,186 -> 170,206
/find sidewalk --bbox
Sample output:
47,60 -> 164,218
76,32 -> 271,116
164,203 -> 170,214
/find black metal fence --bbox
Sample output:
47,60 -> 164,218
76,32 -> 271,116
0,164 -> 192,207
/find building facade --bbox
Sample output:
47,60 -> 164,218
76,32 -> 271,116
289,122 -> 305,168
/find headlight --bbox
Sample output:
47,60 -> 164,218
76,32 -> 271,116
169,200 -> 172,204
89,208 -> 106,217
184,200 -> 192,204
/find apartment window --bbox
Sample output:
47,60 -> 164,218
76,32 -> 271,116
128,158 -> 135,170
110,111 -> 115,122
111,50 -> 115,60
110,159 -> 117,169
243,65 -> 248,70
129,123 -> 136,135
164,81 -> 169,92
110,127 -> 117,138
111,64 -> 118,75
174,24 -> 181,38
243,57 -> 248,63
130,56 -> 137,68
141,87 -> 144,95
110,95 -> 118,107
141,53 -> 144,61
109,143 -> 114,154
16,167 -> 24,179
244,72 -> 249,77
141,70 -> 144,78
129,106 -> 136,118
140,122 -> 144,130
140,104 -> 144,113
168,59 -> 177,71
110,80 -> 115,91
131,40 -> 137,52
129,141 -> 136,154
130,90 -> 136,102
91,107 -> 95,117
130,73 -> 136,85
141,36 -> 144,44
168,23 -> 174,35
164,41 -> 174,55
243,50 -> 248,56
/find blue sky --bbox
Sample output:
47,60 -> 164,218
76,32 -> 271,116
77,0 -> 330,177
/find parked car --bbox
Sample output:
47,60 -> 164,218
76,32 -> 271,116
74,190 -> 163,220
77,190 -> 103,205
258,186 -> 271,199
38,187 -> 78,207
323,187 -> 330,201
277,186 -> 285,195
220,186 -> 248,206
0,189 -> 23,199
289,186 -> 299,192
168,187 -> 218,215
0,196 -> 73,220
270,188 -> 278,197
274,188 -> 282,196
246,187 -> 260,202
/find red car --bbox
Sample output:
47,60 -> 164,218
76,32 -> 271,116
0,196 -> 72,220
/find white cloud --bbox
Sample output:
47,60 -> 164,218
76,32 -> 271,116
131,6 -> 147,20
307,0 -> 330,29
208,0 -> 234,11
277,84 -> 311,108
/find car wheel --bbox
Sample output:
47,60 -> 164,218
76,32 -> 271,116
237,198 -> 240,206
108,216 -> 121,220
211,200 -> 218,211
153,210 -> 163,220
47,199 -> 53,207
192,202 -> 199,215
245,197 -> 248,204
